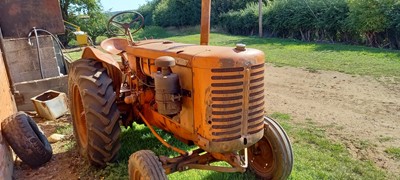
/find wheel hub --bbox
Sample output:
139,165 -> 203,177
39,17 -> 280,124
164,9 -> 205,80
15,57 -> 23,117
249,137 -> 275,174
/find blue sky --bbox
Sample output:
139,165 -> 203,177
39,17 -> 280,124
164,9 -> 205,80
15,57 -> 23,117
100,0 -> 148,11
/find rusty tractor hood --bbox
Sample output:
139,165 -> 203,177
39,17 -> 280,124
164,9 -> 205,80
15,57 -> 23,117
125,39 -> 265,68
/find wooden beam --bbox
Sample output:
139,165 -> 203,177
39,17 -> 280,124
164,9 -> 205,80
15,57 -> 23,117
200,0 -> 211,45
259,0 -> 263,37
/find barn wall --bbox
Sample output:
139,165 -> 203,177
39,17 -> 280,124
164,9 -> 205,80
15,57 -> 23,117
0,46 -> 16,180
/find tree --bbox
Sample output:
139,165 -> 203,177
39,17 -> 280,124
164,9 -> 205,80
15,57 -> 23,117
59,0 -> 107,45
137,0 -> 161,26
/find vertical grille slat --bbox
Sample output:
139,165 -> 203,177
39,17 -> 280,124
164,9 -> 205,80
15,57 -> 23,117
247,63 -> 265,134
210,63 -> 265,142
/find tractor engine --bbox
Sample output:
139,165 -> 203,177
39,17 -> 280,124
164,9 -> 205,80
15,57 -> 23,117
126,40 -> 266,153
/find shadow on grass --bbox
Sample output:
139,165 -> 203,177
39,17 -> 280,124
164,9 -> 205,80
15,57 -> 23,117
117,123 -> 193,161
116,123 -> 257,179
312,43 -> 400,58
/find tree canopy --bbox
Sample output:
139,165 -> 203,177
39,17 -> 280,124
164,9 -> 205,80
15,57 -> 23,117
60,0 -> 107,44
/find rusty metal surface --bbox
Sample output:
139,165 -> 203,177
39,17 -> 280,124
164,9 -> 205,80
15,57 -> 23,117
81,47 -> 122,95
200,0 -> 211,45
0,0 -> 64,38
122,39 -> 266,152
100,37 -> 130,55
160,149 -> 246,174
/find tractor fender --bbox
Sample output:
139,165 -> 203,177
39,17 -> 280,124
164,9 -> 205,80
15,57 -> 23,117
81,47 -> 122,94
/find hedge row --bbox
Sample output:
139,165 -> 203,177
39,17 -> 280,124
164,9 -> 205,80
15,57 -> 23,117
137,0 -> 400,49
220,0 -> 400,49
138,0 -> 260,27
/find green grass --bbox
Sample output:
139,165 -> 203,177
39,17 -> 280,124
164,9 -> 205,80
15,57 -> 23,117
377,136 -> 394,143
385,147 -> 400,160
167,33 -> 400,78
270,112 -> 292,121
89,113 -> 387,180
92,123 -> 256,179
65,27 -> 400,78
55,124 -> 73,135
275,114 -> 386,180
64,49 -> 83,61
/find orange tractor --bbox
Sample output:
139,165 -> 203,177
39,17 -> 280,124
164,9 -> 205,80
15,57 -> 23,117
68,0 -> 293,179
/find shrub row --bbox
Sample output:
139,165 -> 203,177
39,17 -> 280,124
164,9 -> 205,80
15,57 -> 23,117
137,0 -> 400,49
220,0 -> 400,49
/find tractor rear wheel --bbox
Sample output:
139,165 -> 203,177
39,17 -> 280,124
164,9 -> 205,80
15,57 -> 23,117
247,116 -> 293,180
128,150 -> 167,180
68,59 -> 121,167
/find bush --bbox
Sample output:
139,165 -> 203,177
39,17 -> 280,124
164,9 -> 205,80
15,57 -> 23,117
135,0 -> 400,49
264,0 -> 349,42
219,3 -> 263,35
211,0 -> 261,25
347,0 -> 394,46
96,36 -> 108,44
153,0 -> 201,27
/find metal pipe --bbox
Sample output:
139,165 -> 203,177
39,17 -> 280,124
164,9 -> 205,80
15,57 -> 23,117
28,28 -> 69,74
32,27 -> 44,78
0,27 -> 16,93
200,0 -> 211,45
136,109 -> 187,155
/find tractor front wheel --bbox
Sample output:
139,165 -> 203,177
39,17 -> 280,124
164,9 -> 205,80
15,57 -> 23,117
128,150 -> 167,180
247,116 -> 293,180
68,59 -> 121,167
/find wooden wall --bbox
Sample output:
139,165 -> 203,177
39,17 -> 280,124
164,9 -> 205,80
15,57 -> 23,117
0,47 -> 16,179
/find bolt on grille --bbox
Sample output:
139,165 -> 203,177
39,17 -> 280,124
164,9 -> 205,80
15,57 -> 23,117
210,64 -> 265,142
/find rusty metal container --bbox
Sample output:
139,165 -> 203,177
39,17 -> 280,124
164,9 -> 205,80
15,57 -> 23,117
31,90 -> 68,120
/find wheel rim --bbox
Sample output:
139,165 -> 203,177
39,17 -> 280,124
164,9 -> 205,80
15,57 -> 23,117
72,86 -> 88,149
248,136 -> 276,176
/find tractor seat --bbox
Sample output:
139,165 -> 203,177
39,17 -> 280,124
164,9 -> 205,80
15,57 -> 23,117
100,37 -> 130,55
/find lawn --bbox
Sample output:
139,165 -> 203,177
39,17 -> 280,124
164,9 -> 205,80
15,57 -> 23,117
168,33 -> 400,78
63,29 -> 398,179
83,113 -> 386,180
66,27 -> 400,78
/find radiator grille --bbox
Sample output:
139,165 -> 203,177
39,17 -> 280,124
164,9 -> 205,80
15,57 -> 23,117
210,64 -> 265,142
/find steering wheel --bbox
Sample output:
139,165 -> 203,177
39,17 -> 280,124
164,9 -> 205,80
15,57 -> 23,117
107,11 -> 144,36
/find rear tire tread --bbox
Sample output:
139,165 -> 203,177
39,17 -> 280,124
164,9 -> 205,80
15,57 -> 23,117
1,112 -> 52,167
69,59 -> 121,167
